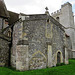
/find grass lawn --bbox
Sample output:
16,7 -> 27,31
0,59 -> 75,75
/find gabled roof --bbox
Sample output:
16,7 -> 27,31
8,11 -> 19,25
0,0 -> 9,18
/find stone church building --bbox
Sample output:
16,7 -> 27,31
0,0 -> 74,71
51,2 -> 75,58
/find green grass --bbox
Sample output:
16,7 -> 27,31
0,59 -> 75,75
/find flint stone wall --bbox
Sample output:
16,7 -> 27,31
66,36 -> 72,58
12,14 -> 68,70
0,33 -> 11,66
23,15 -> 65,69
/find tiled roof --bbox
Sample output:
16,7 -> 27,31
0,0 -> 9,18
8,11 -> 19,25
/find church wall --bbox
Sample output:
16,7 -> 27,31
0,34 -> 10,66
51,2 -> 75,58
16,45 -> 29,71
12,14 -> 68,71
65,36 -> 72,58
51,21 -> 65,64
11,21 -> 23,68
23,19 -> 47,70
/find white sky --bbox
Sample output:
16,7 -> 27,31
4,0 -> 75,15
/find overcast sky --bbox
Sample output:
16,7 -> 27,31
4,0 -> 75,15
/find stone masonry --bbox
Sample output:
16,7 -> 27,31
12,14 -> 69,71
0,33 -> 11,66
51,2 -> 75,58
0,0 -> 73,71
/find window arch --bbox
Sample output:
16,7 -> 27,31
57,52 -> 61,63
